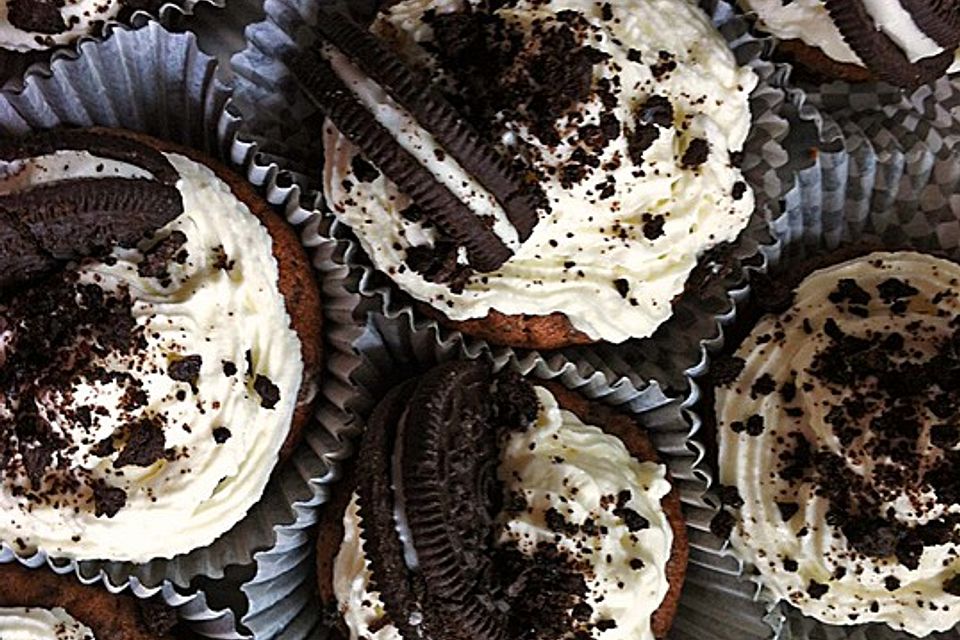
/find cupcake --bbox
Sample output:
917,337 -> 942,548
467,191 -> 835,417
713,250 -> 960,635
739,0 -> 960,89
0,562 -> 182,639
293,0 -> 757,349
0,128 -> 322,562
316,361 -> 688,639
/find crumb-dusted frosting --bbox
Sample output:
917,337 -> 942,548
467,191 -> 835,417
0,607 -> 94,640
0,0 -> 126,52
716,251 -> 960,636
324,0 -> 756,343
741,0 -> 960,71
0,149 -> 303,562
334,384 -> 673,640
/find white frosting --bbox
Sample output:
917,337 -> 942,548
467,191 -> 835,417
0,149 -> 304,562
324,0 -> 756,343
333,385 -> 674,640
0,607 -> 94,640
0,0 -> 124,52
717,251 -> 960,636
741,0 -> 960,71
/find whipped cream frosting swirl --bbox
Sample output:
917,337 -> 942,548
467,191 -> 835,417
324,0 -> 756,343
0,0 -> 126,52
717,251 -> 960,636
0,607 -> 94,640
0,149 -> 303,561
334,385 -> 673,640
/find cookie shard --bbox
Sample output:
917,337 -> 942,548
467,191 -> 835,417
290,49 -> 512,272
0,177 -> 184,260
0,215 -> 55,289
0,130 -> 181,186
312,8 -> 544,242
825,0 -> 953,88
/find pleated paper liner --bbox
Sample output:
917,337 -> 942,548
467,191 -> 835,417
0,17 -> 366,640
230,0 -> 798,401
690,69 -> 960,640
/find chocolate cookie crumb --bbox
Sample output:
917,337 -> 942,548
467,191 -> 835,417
254,374 -> 281,409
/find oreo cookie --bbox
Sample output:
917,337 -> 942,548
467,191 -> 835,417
825,0 -> 954,88
0,132 -> 185,290
310,9 -> 544,241
289,9 -> 549,273
290,52 -> 512,272
0,130 -> 180,186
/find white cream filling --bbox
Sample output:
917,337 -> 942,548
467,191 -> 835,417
0,0 -> 124,52
741,0 -> 960,71
0,607 -> 94,640
0,149 -> 304,562
717,251 -> 960,637
333,385 -> 673,640
324,0 -> 756,343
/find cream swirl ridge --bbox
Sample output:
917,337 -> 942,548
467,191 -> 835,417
0,607 -> 94,640
717,251 -> 960,636
0,149 -> 303,562
324,0 -> 756,343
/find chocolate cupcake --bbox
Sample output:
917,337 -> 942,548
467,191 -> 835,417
0,563 -> 183,639
316,361 -> 688,640
713,250 -> 960,635
0,128 -> 322,562
739,0 -> 960,89
296,0 -> 757,349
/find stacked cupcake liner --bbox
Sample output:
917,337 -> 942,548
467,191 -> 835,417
687,70 -> 960,640
229,0 -> 797,401
0,16 -> 368,640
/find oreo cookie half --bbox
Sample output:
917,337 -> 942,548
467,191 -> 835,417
0,130 -> 180,186
0,132 -> 185,290
289,9 -> 549,274
825,0 -> 954,88
290,51 -> 512,272
355,361 -> 509,640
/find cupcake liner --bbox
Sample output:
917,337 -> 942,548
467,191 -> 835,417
0,17 -> 365,640
230,0 -> 796,399
0,0 -> 225,92
689,69 -> 960,640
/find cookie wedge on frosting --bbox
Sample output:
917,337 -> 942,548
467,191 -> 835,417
0,128 -> 322,563
740,0 -> 960,88
306,0 -> 756,348
0,563 -> 181,640
316,361 -> 688,640
712,250 -> 960,636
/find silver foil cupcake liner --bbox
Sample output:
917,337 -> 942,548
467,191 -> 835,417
0,0 -> 226,92
0,17 -> 364,640
689,70 -> 960,640
230,0 -> 796,400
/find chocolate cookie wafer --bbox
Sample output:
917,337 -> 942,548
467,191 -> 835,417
290,9 -> 547,273
317,361 -> 687,640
